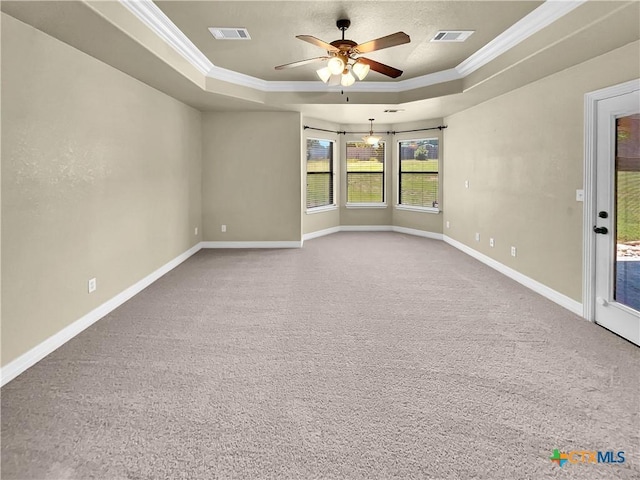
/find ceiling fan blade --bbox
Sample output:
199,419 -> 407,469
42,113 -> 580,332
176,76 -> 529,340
353,32 -> 410,54
296,35 -> 340,53
357,57 -> 403,78
275,56 -> 329,70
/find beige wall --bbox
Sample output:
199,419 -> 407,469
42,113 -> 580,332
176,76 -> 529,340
303,117 -> 340,235
443,40 -> 640,302
1,14 -> 202,366
201,111 -> 302,242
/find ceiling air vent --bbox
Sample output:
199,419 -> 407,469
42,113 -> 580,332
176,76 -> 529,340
430,30 -> 474,42
208,27 -> 251,40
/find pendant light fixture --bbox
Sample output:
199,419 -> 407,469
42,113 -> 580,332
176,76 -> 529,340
362,118 -> 381,145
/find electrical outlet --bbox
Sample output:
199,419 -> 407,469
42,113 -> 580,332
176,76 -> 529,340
221,224 -> 227,233
464,180 -> 469,189
446,221 -> 450,229
88,278 -> 97,293
511,246 -> 517,257
194,227 -> 198,236
475,232 -> 480,242
489,238 -> 495,248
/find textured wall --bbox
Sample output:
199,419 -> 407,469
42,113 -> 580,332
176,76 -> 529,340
443,41 -> 640,301
201,112 -> 302,242
1,14 -> 202,366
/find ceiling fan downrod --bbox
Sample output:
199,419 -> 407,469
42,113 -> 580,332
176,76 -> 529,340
336,19 -> 351,40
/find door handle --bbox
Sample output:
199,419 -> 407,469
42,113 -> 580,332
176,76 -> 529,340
593,226 -> 608,234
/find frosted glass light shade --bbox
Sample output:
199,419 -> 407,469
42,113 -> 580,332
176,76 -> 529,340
352,61 -> 370,81
327,56 -> 345,75
316,67 -> 331,83
363,135 -> 381,145
341,70 -> 356,87
327,74 -> 342,86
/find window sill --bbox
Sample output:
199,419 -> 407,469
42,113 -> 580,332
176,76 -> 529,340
395,205 -> 440,214
306,205 -> 338,215
346,203 -> 388,209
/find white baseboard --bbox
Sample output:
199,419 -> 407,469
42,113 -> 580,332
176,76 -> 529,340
303,226 -> 341,241
443,236 -> 583,316
393,226 -> 443,240
341,225 -> 394,232
304,225 -> 443,240
1,243 -> 203,387
201,241 -> 302,249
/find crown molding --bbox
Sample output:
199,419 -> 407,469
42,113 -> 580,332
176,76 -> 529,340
456,0 -> 587,76
120,0 -> 213,75
119,0 -> 586,94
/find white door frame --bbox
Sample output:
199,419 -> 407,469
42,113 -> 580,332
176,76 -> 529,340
583,79 -> 640,321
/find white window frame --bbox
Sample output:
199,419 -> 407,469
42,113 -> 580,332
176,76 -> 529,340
345,139 -> 387,208
306,137 -> 337,213
396,137 -> 440,214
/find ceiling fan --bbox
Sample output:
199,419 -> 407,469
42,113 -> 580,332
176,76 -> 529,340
275,19 -> 410,86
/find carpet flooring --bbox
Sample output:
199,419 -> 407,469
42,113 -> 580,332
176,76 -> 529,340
2,232 -> 639,479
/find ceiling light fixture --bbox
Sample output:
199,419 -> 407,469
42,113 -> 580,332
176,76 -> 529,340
316,55 -> 367,87
276,19 -> 410,85
341,69 -> 356,87
352,61 -> 370,81
363,119 -> 381,145
316,67 -> 332,83
327,56 -> 346,75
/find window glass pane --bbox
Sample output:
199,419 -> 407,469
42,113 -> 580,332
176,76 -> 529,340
347,173 -> 383,203
307,173 -> 332,208
400,173 -> 439,206
346,141 -> 385,203
615,114 -> 640,311
399,140 -> 439,171
308,157 -> 330,173
399,139 -> 439,207
306,139 -> 333,208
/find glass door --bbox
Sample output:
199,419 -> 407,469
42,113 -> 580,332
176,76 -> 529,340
594,91 -> 640,345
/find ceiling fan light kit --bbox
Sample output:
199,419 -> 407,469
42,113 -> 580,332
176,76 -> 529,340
275,19 -> 410,86
327,56 -> 346,75
352,61 -> 370,81
340,70 -> 356,87
316,67 -> 332,83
